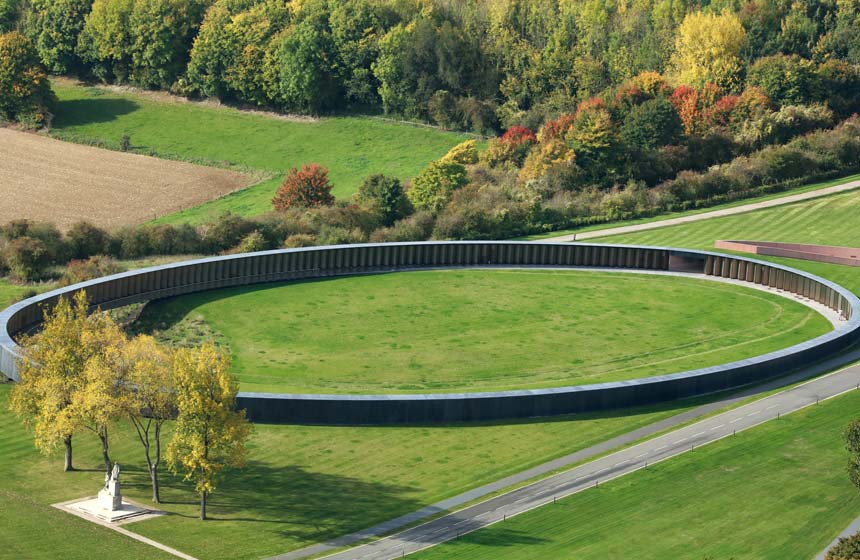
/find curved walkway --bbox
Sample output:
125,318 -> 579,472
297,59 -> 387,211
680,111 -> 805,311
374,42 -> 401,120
271,348 -> 860,560
548,178 -> 860,242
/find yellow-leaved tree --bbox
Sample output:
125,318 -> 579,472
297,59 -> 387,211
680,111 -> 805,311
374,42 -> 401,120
670,10 -> 747,91
9,291 -> 118,472
167,344 -> 251,520
124,335 -> 175,503
72,314 -> 129,476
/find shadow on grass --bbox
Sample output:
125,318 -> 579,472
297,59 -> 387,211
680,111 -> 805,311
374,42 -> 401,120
53,97 -> 140,127
124,460 -> 428,544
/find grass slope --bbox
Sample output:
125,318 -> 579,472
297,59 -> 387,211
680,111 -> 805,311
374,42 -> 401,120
596,189 -> 860,294
49,83 -> 469,220
133,269 -> 830,394
0,384 -> 717,559
412,390 -> 860,560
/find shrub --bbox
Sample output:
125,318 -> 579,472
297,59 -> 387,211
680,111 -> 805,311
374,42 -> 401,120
354,174 -> 412,226
827,532 -> 860,560
272,164 -> 336,211
66,221 -> 110,259
315,225 -> 365,246
200,212 -> 256,253
369,211 -> 436,242
283,233 -> 317,248
111,226 -> 152,259
235,230 -> 269,253
407,160 -> 469,212
60,255 -> 122,286
4,236 -> 48,281
739,104 -> 835,148
442,140 -> 479,165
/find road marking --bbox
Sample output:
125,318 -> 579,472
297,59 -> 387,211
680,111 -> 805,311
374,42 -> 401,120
635,453 -> 648,458
729,417 -> 743,423
673,438 -> 687,444
655,445 -> 667,451
748,410 -> 761,416
710,424 -> 724,430
693,431 -> 706,437
766,404 -> 779,410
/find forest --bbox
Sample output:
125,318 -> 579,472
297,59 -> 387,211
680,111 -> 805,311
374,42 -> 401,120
1,0 -> 860,261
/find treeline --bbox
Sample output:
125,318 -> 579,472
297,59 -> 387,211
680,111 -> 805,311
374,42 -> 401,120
4,114 -> 858,287
7,0 -> 860,132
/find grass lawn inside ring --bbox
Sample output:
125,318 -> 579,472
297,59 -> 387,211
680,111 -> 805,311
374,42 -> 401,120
1,242 -> 858,424
130,268 -> 835,395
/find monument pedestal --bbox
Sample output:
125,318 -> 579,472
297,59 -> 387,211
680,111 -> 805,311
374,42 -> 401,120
98,487 -> 122,511
68,497 -> 151,523
60,463 -> 151,523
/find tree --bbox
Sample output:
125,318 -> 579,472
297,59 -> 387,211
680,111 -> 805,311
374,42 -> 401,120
77,0 -> 134,82
0,0 -> 20,33
24,0 -> 91,74
167,344 -> 251,520
123,335 -> 175,503
127,0 -> 209,88
266,16 -> 341,113
355,174 -> 411,227
566,101 -> 620,178
0,31 -> 54,126
272,164 -> 335,211
72,317 -> 128,475
9,291 -> 109,472
407,160 -> 468,213
670,10 -> 746,91
620,97 -> 683,150
747,54 -> 822,106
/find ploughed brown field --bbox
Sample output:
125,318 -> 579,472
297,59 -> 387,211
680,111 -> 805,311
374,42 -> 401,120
0,128 -> 251,230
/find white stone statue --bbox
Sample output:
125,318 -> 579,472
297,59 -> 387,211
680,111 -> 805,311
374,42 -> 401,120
98,463 -> 122,511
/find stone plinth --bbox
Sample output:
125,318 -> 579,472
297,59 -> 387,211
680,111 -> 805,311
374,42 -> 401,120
66,497 -> 151,523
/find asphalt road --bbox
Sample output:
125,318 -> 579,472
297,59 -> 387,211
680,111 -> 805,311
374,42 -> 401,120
314,353 -> 860,560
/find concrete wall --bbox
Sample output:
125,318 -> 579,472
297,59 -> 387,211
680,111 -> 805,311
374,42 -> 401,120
1,242 -> 858,424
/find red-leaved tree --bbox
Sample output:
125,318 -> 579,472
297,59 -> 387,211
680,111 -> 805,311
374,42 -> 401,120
272,164 -> 335,211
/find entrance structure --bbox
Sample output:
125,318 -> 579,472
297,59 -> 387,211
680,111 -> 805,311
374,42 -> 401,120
1,242 -> 858,424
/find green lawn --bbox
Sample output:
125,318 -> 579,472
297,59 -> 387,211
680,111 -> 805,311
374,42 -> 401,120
596,189 -> 860,294
132,269 -> 830,394
49,82 -> 470,221
412,389 -> 860,560
0,383 -> 721,559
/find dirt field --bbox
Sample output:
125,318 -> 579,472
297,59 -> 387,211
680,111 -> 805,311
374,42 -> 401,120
0,128 -> 252,230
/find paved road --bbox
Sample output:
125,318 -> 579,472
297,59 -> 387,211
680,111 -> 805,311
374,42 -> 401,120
311,351 -> 860,560
547,179 -> 860,242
